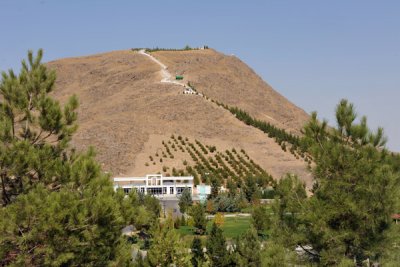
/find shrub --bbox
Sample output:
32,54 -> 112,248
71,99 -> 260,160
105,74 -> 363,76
206,201 -> 216,214
214,213 -> 225,227
262,188 -> 275,199
126,235 -> 138,244
174,216 -> 181,229
211,193 -> 242,212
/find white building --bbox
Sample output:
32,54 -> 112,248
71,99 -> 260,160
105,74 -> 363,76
114,174 -> 194,197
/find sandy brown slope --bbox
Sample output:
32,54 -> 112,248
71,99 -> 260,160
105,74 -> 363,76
153,49 -> 309,134
47,49 -> 312,186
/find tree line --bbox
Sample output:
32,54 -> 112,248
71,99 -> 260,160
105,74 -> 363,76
131,45 -> 206,53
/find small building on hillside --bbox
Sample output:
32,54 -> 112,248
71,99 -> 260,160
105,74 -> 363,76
114,174 -> 193,197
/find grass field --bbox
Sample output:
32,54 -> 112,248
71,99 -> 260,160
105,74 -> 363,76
177,216 -> 251,239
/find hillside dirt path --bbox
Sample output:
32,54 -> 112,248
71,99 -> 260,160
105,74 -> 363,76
138,49 -> 196,94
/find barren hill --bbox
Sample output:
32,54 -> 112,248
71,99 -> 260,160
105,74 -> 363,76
48,48 -> 312,186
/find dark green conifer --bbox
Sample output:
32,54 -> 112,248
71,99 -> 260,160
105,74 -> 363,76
190,204 -> 207,235
146,217 -> 190,266
235,227 -> 261,266
179,187 -> 193,214
206,223 -> 230,266
191,237 -> 205,267
272,99 -> 400,265
0,50 -> 132,266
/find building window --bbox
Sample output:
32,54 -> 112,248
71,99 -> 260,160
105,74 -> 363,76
147,187 -> 163,195
163,187 -> 167,194
176,187 -> 192,195
170,187 -> 174,195
123,188 -> 131,194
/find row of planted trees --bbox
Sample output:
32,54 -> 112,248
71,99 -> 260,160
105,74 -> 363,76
131,45 -> 202,53
153,134 -> 274,191
185,83 -> 297,148
227,106 -> 310,160
186,84 -> 311,162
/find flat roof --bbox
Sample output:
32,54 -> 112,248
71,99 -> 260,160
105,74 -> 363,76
114,175 -> 193,182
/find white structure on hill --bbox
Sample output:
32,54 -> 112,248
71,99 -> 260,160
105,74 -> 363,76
114,174 -> 194,197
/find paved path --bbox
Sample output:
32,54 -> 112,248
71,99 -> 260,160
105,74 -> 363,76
138,49 -> 198,95
206,213 -> 251,219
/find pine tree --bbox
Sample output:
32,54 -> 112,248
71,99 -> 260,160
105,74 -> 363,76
210,177 -> 220,199
273,99 -> 400,265
260,242 -> 296,267
179,187 -> 193,214
191,237 -> 206,267
273,174 -> 307,245
251,205 -> 270,234
206,223 -> 230,267
226,178 -> 237,197
0,49 -> 79,206
190,204 -> 207,235
0,50 -> 132,266
146,217 -> 191,266
302,100 -> 400,264
235,227 -> 261,267
142,193 -> 161,221
244,176 -> 259,202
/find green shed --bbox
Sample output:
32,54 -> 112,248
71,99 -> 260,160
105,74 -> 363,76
175,75 -> 184,80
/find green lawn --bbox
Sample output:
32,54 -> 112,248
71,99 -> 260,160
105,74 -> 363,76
218,217 -> 251,238
177,216 -> 251,240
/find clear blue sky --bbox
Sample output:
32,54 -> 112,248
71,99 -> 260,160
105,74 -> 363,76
1,0 -> 399,151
